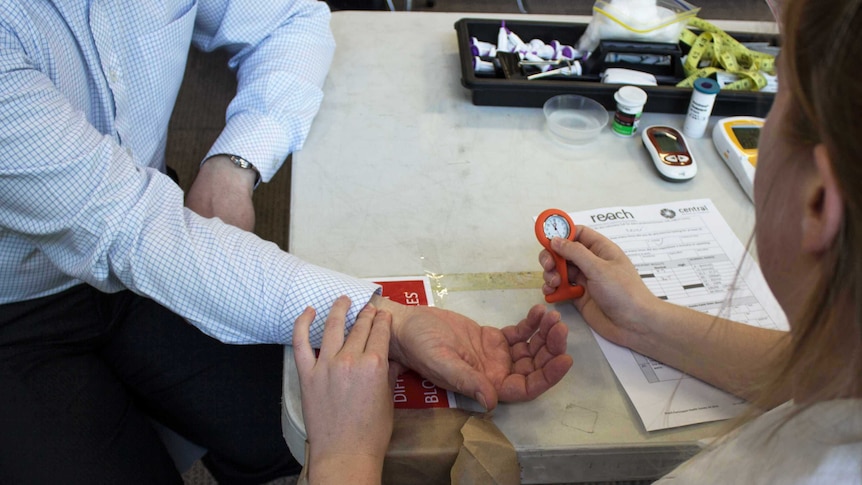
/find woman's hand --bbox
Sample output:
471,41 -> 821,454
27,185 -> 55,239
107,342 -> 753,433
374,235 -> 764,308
293,296 -> 395,485
539,225 -> 661,348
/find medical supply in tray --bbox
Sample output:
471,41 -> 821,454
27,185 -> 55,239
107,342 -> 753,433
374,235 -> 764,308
456,17 -> 778,116
576,0 -> 701,52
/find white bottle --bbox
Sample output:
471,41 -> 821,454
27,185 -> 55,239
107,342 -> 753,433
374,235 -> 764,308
683,77 -> 720,138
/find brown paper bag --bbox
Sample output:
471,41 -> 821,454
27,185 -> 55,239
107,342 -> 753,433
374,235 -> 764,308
384,408 -> 519,485
450,415 -> 521,485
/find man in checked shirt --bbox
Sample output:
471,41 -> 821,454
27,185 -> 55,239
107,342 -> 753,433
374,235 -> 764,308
0,1 -> 572,483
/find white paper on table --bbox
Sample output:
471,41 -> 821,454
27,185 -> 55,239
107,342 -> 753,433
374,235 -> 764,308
565,199 -> 789,431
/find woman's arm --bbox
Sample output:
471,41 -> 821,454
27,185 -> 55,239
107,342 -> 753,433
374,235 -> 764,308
541,226 -> 789,403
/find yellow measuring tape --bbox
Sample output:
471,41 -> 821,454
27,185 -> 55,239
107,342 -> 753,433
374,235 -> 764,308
677,17 -> 776,91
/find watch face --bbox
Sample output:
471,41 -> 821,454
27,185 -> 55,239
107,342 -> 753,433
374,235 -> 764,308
543,214 -> 571,239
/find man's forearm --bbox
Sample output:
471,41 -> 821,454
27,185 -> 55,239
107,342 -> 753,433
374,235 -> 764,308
186,154 -> 257,231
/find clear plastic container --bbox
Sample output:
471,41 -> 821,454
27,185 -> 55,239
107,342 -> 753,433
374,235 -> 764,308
543,94 -> 609,145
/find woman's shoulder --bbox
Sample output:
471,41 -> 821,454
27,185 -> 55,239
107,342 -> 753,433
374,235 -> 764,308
655,399 -> 862,484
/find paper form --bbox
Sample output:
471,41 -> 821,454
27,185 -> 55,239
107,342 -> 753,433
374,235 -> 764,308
565,199 -> 788,431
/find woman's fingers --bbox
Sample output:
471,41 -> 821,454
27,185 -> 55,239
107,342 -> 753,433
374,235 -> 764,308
293,306 -> 317,380
364,309 -> 392,358
318,296 -> 351,360
341,303 -> 377,354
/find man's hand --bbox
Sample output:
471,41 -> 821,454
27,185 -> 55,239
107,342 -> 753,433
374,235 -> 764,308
186,155 -> 257,231
374,296 -> 572,411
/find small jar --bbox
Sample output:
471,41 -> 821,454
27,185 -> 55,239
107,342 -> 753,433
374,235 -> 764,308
612,86 -> 648,137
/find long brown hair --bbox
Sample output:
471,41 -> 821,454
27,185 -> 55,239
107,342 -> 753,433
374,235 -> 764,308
756,0 -> 862,409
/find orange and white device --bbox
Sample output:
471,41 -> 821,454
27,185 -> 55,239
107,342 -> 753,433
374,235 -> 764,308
712,116 -> 764,201
535,208 -> 585,303
642,126 -> 697,182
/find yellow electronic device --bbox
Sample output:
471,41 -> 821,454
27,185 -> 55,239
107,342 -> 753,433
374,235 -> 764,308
712,116 -> 764,201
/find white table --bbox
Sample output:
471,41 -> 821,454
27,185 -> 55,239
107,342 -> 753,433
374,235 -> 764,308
282,11 -> 778,483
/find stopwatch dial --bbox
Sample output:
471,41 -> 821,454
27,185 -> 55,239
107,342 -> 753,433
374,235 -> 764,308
543,214 -> 571,239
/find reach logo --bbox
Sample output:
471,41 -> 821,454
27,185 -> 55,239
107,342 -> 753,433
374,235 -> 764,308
589,208 -> 635,223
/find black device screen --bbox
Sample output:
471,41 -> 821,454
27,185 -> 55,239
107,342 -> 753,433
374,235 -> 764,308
655,132 -> 684,153
732,126 -> 761,150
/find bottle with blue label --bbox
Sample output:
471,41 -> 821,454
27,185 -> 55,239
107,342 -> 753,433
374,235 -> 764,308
683,78 -> 721,138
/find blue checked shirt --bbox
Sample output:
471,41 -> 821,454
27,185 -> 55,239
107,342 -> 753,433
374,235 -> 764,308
0,0 -> 379,344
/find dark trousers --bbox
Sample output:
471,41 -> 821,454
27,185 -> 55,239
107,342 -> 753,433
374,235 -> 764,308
0,285 -> 298,484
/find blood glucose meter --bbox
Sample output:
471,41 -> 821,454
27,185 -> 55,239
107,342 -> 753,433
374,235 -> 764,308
641,126 -> 697,181
712,116 -> 764,201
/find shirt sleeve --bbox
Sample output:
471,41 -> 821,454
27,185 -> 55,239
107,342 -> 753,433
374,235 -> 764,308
0,16 -> 377,346
193,0 -> 336,183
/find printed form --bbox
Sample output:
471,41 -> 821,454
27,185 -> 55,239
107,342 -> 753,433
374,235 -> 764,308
567,199 -> 788,431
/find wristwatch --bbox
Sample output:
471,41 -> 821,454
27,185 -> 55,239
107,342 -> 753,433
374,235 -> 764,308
225,154 -> 261,190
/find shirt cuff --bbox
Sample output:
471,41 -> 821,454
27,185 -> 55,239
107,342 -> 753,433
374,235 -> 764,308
205,111 -> 294,183
277,263 -> 382,346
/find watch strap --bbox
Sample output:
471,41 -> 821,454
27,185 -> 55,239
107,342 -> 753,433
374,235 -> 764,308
221,154 -> 261,190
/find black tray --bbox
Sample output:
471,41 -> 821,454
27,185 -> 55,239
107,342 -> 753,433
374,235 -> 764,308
456,18 -> 777,117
